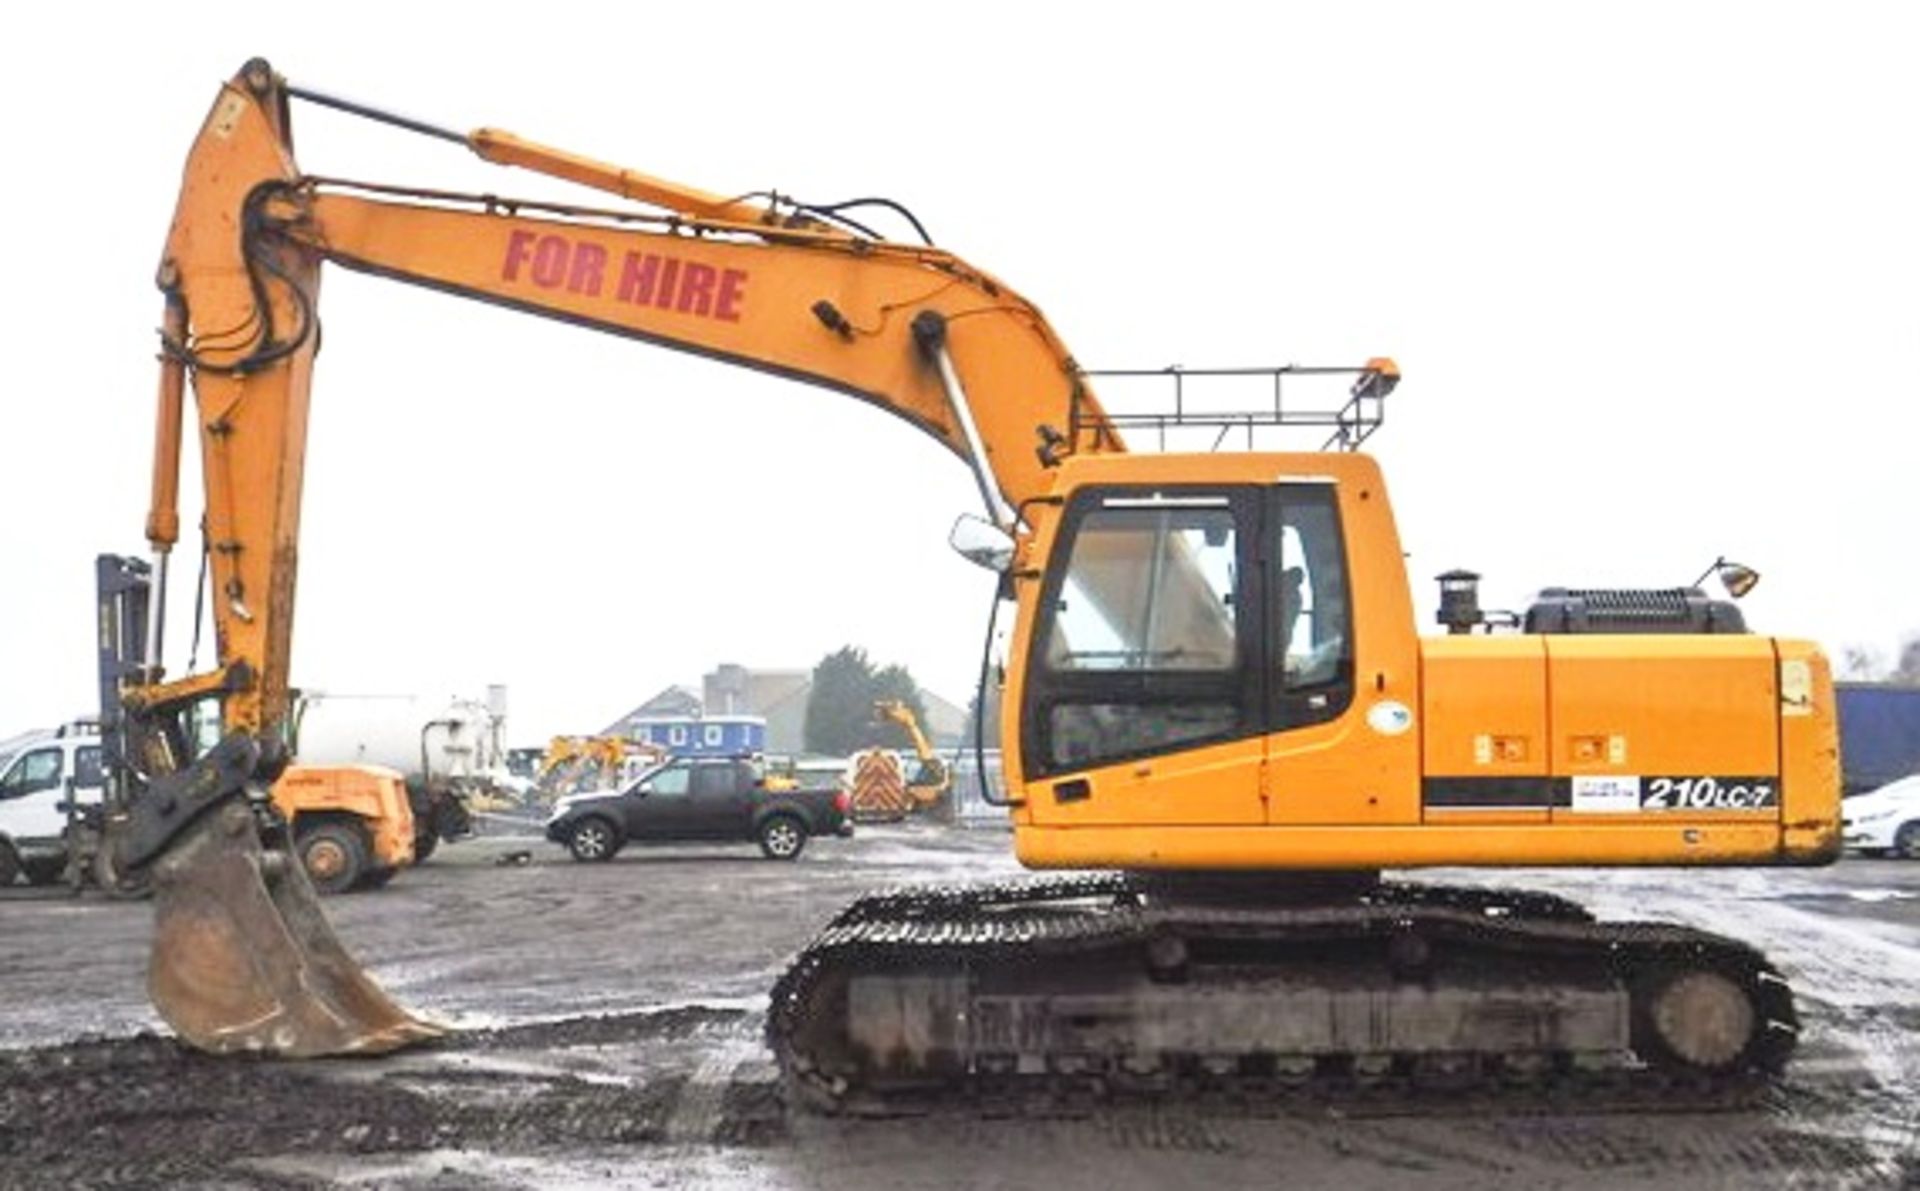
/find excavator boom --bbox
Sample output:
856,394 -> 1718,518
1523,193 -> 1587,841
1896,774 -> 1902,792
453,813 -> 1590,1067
115,58 -> 1122,1057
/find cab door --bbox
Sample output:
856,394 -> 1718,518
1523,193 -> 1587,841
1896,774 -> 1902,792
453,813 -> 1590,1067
688,761 -> 754,834
1263,480 -> 1422,828
625,762 -> 698,839
1019,486 -> 1266,826
72,746 -> 105,810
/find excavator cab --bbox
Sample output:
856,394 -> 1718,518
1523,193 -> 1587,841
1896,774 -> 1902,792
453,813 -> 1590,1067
994,455 -> 1416,849
971,444 -> 1836,875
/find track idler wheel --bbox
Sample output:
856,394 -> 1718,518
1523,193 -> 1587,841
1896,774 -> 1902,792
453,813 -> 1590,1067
1629,963 -> 1775,1075
146,800 -> 443,1056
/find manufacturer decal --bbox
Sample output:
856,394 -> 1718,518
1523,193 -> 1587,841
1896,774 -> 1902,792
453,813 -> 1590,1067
1366,700 -> 1413,736
1569,775 -> 1778,812
1427,775 -> 1783,812
1570,775 -> 1641,813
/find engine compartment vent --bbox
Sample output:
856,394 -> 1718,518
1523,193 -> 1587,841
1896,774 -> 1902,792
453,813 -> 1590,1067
1523,587 -> 1748,635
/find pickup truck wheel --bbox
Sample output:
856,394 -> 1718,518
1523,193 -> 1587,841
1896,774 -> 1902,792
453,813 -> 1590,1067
758,815 -> 808,861
297,820 -> 370,895
413,831 -> 439,864
567,817 -> 620,863
0,842 -> 20,887
1896,821 -> 1920,860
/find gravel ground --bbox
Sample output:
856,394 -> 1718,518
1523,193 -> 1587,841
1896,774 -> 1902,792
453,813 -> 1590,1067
1,823 -> 1916,1189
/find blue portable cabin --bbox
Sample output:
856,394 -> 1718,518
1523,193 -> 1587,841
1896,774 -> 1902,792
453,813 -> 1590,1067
628,714 -> 767,759
1836,682 -> 1920,796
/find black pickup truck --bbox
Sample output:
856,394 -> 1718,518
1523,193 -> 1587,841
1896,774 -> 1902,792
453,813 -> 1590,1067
545,755 -> 852,862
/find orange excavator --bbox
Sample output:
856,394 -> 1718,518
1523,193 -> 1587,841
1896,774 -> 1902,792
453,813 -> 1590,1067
98,59 -> 1838,1100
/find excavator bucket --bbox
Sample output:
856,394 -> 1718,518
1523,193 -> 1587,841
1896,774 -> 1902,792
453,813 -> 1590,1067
144,800 -> 442,1056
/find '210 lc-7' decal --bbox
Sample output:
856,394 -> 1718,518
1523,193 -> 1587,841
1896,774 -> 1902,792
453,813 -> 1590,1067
1570,775 -> 1777,813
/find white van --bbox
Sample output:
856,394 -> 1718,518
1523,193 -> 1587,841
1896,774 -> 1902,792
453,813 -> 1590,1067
0,721 -> 106,886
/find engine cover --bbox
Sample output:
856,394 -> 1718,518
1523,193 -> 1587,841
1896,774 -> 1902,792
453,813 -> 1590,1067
1524,587 -> 1747,635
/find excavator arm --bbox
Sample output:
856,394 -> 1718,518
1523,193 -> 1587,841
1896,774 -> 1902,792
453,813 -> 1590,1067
143,60 -> 1120,737
873,699 -> 952,807
114,58 -> 1129,1057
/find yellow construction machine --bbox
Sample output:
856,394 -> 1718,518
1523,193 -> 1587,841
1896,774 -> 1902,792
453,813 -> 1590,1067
95,59 -> 1838,1101
529,735 -> 659,805
847,701 -> 952,822
269,765 -> 415,894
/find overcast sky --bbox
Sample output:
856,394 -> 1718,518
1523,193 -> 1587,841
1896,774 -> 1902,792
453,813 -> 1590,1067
1,3 -> 1914,745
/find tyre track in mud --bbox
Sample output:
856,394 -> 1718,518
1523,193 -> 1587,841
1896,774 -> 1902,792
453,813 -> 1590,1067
0,1008 -> 787,1189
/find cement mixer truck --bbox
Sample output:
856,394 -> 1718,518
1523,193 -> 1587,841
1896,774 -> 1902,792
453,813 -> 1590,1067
289,687 -> 521,860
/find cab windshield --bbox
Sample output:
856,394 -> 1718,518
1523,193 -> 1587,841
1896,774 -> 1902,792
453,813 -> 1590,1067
621,760 -> 674,793
0,732 -> 32,778
1043,503 -> 1238,672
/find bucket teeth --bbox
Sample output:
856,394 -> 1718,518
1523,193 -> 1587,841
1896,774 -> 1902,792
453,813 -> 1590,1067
146,801 -> 441,1057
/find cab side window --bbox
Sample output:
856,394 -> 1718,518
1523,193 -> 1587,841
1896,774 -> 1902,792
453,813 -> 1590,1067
1273,484 -> 1353,727
0,749 -> 64,800
690,764 -> 734,799
74,747 -> 104,790
640,766 -> 691,797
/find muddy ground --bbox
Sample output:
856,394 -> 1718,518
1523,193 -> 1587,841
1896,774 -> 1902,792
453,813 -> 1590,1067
2,822 -> 1916,1189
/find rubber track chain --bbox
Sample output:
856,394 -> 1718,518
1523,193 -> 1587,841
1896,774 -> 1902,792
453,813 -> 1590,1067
768,875 -> 1792,1114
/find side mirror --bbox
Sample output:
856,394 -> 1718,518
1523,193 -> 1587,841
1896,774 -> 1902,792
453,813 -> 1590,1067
1716,562 -> 1760,600
1691,555 -> 1760,600
949,513 -> 1015,573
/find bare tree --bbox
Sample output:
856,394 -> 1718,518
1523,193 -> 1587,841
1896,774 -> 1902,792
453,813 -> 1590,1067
1840,644 -> 1885,680
1894,636 -> 1920,684
1839,635 -> 1920,684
